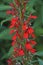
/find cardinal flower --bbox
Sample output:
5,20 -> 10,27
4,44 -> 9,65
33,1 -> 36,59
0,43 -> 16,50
22,24 -> 28,31
30,40 -> 37,45
9,17 -> 18,28
25,42 -> 32,50
30,48 -> 36,54
6,10 -> 12,15
7,59 -> 12,65
30,15 -> 37,19
10,30 -> 15,34
31,33 -> 36,38
12,34 -> 17,40
23,32 -> 28,39
18,49 -> 24,56
28,27 -> 34,34
11,41 -> 16,46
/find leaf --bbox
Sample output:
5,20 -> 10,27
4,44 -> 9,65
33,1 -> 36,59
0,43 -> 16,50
37,58 -> 43,65
15,57 -> 22,61
25,0 -> 37,17
0,11 -> 7,18
34,27 -> 43,36
33,3 -> 43,29
1,16 -> 12,26
2,0 -> 13,3
0,5 -> 12,11
33,17 -> 41,28
26,0 -> 37,11
0,11 -> 12,18
40,5 -> 43,25
35,42 -> 43,52
26,0 -> 37,8
34,51 -> 43,56
1,47 -> 14,60
25,8 -> 36,16
0,28 -> 14,40
7,46 -> 14,57
33,5 -> 43,36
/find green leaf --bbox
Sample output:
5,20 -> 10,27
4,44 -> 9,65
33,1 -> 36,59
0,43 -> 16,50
34,27 -> 43,36
0,5 -> 12,11
33,2 -> 43,28
25,0 -> 37,17
0,11 -> 7,18
33,3 -> 43,28
1,16 -> 12,26
0,11 -> 12,18
26,0 -> 37,8
2,0 -> 13,3
33,16 -> 41,28
35,42 -> 43,52
1,47 -> 14,60
37,58 -> 43,65
0,28 -> 14,40
15,57 -> 22,61
40,5 -> 43,25
7,46 -> 14,57
25,8 -> 36,16
34,51 -> 43,56
26,0 -> 37,11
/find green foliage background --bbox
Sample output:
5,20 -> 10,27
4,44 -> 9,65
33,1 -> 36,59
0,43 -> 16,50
0,0 -> 43,65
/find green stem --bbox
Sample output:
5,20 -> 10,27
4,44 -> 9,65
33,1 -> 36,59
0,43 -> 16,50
29,52 -> 34,65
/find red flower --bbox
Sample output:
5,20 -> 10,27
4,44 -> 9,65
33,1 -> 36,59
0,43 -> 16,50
14,48 -> 18,52
22,24 -> 28,31
10,30 -> 15,34
23,32 -> 28,39
31,33 -> 36,38
28,27 -> 34,34
27,15 -> 37,22
11,17 -> 18,24
10,29 -> 17,34
14,48 -> 24,56
7,59 -> 12,63
14,23 -> 19,28
30,15 -> 37,19
11,10 -> 15,15
6,10 -> 12,15
12,34 -> 17,40
30,48 -> 36,54
18,49 -> 24,56
9,3 -> 14,7
7,59 -> 12,65
11,41 -> 16,46
9,17 -> 18,28
30,40 -> 37,45
9,24 -> 14,28
25,42 -> 32,50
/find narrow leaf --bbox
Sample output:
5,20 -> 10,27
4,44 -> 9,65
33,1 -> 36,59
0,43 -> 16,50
1,47 -> 14,60
34,51 -> 43,56
0,28 -> 14,40
37,58 -> 43,65
1,16 -> 12,26
0,5 -> 12,11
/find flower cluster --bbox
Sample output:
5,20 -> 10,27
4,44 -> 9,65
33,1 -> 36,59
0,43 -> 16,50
7,0 -> 37,65
9,15 -> 37,57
